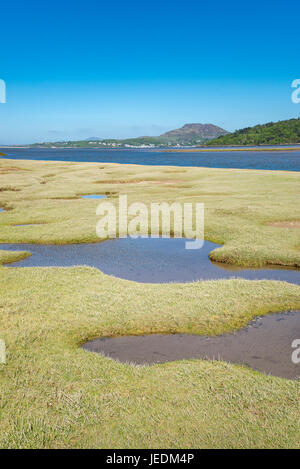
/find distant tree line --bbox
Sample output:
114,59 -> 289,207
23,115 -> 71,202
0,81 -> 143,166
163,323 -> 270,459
207,118 -> 300,146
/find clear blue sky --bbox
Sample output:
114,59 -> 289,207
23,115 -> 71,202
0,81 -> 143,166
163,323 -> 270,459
0,0 -> 299,144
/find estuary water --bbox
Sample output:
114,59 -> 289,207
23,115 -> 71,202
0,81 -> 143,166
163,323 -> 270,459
1,146 -> 300,171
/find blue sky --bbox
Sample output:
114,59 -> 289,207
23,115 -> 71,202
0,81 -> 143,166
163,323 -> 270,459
0,0 -> 299,144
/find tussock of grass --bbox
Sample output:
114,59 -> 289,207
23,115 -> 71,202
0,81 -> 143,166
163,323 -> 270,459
0,186 -> 21,192
0,249 -> 31,265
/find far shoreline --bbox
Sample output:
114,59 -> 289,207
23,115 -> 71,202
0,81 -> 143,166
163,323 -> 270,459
164,146 -> 300,153
1,144 -> 300,153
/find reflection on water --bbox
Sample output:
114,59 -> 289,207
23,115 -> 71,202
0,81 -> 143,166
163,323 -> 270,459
212,259 -> 299,273
82,311 -> 300,379
1,237 -> 300,284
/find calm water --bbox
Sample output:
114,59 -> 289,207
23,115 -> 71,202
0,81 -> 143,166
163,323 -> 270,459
81,194 -> 107,199
1,147 -> 300,171
83,311 -> 300,379
2,238 -> 300,284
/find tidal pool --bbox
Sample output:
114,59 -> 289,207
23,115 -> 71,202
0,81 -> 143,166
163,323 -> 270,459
15,224 -> 44,227
81,194 -> 107,199
82,311 -> 300,379
1,237 -> 300,284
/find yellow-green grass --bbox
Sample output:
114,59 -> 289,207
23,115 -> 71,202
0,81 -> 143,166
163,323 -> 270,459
0,158 -> 300,268
0,158 -> 300,448
1,267 -> 300,449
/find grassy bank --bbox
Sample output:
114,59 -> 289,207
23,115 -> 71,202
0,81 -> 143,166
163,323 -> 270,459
0,158 -> 300,448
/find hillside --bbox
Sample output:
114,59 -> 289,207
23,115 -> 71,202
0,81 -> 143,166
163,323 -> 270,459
161,123 -> 228,142
31,123 -> 228,148
207,118 -> 300,146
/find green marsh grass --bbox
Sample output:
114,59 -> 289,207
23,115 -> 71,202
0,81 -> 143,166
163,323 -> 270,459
0,158 -> 300,448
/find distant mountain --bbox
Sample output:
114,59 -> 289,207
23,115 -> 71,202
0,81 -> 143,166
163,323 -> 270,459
207,118 -> 300,146
161,123 -> 228,142
85,137 -> 103,141
30,123 -> 229,148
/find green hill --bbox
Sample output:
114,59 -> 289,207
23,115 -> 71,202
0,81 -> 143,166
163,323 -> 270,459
207,118 -> 300,146
31,123 -> 228,148
160,123 -> 228,143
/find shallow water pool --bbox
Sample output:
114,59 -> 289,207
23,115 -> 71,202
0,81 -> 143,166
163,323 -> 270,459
1,237 -> 300,284
82,311 -> 300,379
81,194 -> 107,199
